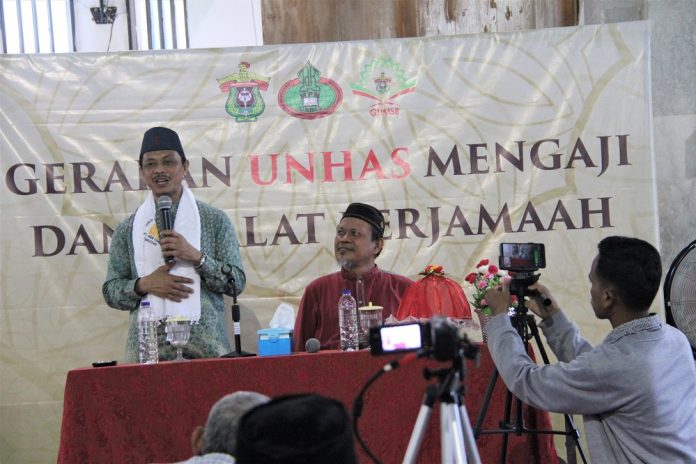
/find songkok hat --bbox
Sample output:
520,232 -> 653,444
139,126 -> 186,164
236,393 -> 357,464
341,202 -> 386,238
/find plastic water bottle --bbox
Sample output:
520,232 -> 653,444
138,300 -> 159,364
338,289 -> 359,351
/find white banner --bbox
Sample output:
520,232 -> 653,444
0,21 -> 654,460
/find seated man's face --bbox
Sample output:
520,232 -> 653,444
334,217 -> 382,270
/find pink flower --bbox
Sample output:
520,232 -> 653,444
477,280 -> 488,289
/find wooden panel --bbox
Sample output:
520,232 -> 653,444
262,0 -> 419,45
262,0 -> 578,45
417,0 -> 577,36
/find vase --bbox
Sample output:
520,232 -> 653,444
475,308 -> 492,343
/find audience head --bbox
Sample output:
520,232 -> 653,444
194,390 -> 270,456
594,236 -> 662,312
236,393 -> 357,464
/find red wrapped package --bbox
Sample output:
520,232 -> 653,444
395,265 -> 472,321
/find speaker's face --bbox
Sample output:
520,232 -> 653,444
140,150 -> 189,202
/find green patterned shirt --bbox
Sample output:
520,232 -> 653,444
102,198 -> 246,362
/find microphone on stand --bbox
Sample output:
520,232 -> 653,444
221,264 -> 255,358
156,195 -> 174,263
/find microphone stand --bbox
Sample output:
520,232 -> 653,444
221,264 -> 255,358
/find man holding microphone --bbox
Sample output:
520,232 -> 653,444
103,127 -> 245,361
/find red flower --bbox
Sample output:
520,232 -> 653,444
476,259 -> 489,267
464,272 -> 477,284
488,264 -> 499,274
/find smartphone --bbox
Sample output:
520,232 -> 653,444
92,360 -> 118,368
499,242 -> 546,271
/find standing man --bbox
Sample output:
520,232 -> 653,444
293,202 -> 413,350
103,126 -> 246,361
484,236 -> 696,463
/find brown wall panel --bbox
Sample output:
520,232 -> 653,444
262,0 -> 578,45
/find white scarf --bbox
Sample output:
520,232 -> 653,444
133,186 -> 201,322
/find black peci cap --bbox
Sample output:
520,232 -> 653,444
341,202 -> 385,238
139,126 -> 186,165
236,393 -> 357,464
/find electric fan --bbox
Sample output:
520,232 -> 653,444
663,239 -> 696,359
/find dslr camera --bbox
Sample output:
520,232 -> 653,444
368,316 -> 477,362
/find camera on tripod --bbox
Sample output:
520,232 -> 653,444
368,316 -> 478,362
499,242 -> 546,296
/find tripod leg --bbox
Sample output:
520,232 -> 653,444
459,405 -> 482,464
526,316 -> 588,464
440,403 -> 457,462
444,400 -> 481,464
500,390 -> 513,463
474,367 -> 499,437
403,385 -> 437,464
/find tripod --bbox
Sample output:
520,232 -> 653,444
473,278 -> 587,464
404,358 -> 481,464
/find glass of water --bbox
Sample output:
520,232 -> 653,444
165,318 -> 191,362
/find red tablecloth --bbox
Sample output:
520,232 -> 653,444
57,346 -> 559,463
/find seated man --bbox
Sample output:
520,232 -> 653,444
484,236 -> 696,463
236,393 -> 357,464
293,202 -> 414,350
179,390 -> 270,463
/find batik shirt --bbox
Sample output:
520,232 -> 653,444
103,199 -> 246,362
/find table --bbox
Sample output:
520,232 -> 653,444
57,346 -> 559,463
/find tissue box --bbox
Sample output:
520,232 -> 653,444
257,328 -> 293,356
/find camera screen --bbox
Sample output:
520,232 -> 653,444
499,242 -> 546,271
370,323 -> 423,354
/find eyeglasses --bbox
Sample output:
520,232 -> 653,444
336,228 -> 365,239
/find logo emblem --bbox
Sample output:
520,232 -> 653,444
278,61 -> 343,119
217,62 -> 270,122
350,58 -> 417,116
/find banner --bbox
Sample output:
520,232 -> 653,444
0,21 -> 654,460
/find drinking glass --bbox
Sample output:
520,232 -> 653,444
165,318 -> 191,362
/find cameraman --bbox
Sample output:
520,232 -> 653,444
484,236 -> 696,463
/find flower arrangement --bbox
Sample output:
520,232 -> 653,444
463,259 -> 515,316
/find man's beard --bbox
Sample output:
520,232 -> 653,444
337,257 -> 355,270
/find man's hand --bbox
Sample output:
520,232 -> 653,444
525,282 -> 560,320
159,230 -> 203,264
484,280 -> 513,316
136,263 -> 194,302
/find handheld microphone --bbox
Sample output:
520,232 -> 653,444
305,338 -> 321,353
156,195 -> 174,263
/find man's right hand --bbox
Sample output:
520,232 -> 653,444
135,263 -> 194,302
526,282 -> 560,320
